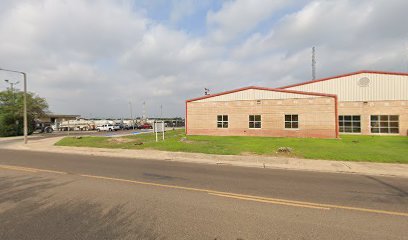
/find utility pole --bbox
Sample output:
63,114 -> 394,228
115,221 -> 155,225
0,68 -> 28,144
4,79 -> 19,103
5,79 -> 19,92
160,104 -> 163,119
129,101 -> 134,130
312,46 -> 316,80
142,101 -> 146,120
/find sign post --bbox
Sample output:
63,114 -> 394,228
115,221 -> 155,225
154,121 -> 165,142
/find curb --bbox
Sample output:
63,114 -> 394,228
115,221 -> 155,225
2,138 -> 407,179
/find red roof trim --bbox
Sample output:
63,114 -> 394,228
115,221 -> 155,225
279,70 -> 408,89
186,86 -> 336,102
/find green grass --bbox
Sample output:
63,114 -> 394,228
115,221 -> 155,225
55,129 -> 408,163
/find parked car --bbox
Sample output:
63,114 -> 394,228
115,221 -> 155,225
137,123 -> 153,129
114,123 -> 126,130
122,124 -> 135,130
96,124 -> 118,131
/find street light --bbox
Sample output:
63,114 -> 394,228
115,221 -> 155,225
4,79 -> 20,103
160,104 -> 163,119
129,101 -> 134,130
0,68 -> 28,144
4,79 -> 20,92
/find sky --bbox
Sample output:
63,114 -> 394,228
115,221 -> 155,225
0,0 -> 407,118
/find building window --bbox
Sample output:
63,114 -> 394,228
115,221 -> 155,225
217,115 -> 228,128
285,114 -> 299,129
339,115 -> 361,133
371,115 -> 399,134
249,115 -> 261,128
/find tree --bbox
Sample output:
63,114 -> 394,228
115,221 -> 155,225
0,89 -> 48,137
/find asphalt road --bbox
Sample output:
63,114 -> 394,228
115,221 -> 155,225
0,149 -> 407,240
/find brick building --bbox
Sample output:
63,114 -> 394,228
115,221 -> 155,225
186,87 -> 339,138
186,70 -> 408,138
280,71 -> 408,136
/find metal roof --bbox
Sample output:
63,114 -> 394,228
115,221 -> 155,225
186,86 -> 336,103
278,70 -> 408,89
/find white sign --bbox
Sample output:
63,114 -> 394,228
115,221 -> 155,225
154,121 -> 165,142
154,121 -> 165,133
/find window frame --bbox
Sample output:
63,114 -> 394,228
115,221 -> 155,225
248,115 -> 261,129
217,115 -> 229,128
370,115 -> 399,134
284,114 -> 299,129
339,115 -> 361,133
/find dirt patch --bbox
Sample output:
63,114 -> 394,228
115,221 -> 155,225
276,152 -> 298,158
179,137 -> 196,144
239,152 -> 257,156
108,138 -> 138,144
241,152 -> 276,157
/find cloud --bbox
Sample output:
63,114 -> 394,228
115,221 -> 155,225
0,0 -> 406,118
229,0 -> 408,78
206,0 -> 300,43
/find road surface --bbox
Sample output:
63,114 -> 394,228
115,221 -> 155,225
0,149 -> 407,239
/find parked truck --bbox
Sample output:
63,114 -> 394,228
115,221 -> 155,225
96,124 -> 120,131
58,119 -> 96,131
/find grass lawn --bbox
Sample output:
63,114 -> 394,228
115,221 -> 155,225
55,129 -> 408,163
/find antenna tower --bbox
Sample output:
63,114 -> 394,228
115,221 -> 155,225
312,46 -> 316,80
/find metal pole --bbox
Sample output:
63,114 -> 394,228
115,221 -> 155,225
160,104 -> 162,119
4,80 -> 17,104
142,101 -> 146,120
312,46 -> 316,80
11,83 -> 15,104
155,121 -> 158,142
129,101 -> 134,130
23,73 -> 28,144
162,121 -> 164,141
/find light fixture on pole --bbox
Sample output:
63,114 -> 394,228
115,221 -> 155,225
4,79 -> 19,103
129,101 -> 134,130
4,79 -> 20,92
0,68 -> 28,144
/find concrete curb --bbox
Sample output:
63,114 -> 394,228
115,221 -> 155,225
2,136 -> 407,178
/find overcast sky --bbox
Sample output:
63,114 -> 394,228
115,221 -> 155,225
0,0 -> 407,118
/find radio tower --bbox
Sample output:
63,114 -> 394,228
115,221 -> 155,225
312,46 -> 316,80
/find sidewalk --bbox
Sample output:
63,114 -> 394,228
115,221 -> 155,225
0,134 -> 44,142
2,136 -> 408,178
